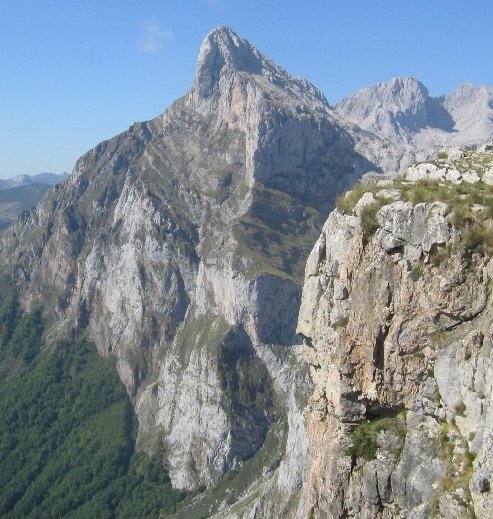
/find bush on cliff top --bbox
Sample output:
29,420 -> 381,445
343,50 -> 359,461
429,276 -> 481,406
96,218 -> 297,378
346,412 -> 407,461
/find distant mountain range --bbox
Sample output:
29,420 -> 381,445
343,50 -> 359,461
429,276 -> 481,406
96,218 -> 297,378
0,172 -> 67,230
336,76 -> 493,148
0,172 -> 68,190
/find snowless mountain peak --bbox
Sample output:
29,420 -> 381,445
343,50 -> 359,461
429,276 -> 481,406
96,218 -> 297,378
336,76 -> 493,146
193,25 -> 329,107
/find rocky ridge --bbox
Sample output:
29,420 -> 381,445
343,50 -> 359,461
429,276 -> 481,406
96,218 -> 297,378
297,147 -> 493,518
0,172 -> 68,190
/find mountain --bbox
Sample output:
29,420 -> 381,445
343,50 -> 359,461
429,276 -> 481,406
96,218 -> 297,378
336,77 -> 493,152
444,83 -> 493,141
0,173 -> 68,230
0,25 -> 383,516
336,76 -> 433,142
1,25 -> 493,518
0,172 -> 68,190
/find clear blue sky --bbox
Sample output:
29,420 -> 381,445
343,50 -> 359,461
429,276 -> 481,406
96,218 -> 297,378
1,0 -> 492,178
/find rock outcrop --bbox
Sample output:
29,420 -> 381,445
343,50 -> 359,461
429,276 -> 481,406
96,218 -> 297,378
298,148 -> 493,518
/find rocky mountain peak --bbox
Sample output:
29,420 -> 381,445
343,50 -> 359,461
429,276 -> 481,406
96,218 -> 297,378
339,76 -> 428,111
336,76 -> 493,151
386,75 -> 428,95
443,83 -> 493,141
192,26 -> 329,108
195,26 -> 266,81
335,76 -> 431,142
445,82 -> 493,110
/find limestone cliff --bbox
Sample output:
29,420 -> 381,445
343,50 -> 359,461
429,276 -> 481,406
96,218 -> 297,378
298,148 -> 493,518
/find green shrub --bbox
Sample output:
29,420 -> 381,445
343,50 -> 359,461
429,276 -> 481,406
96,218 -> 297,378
453,401 -> 466,416
430,245 -> 449,267
336,184 -> 371,214
410,265 -> 423,281
360,203 -> 381,241
461,222 -> 493,256
345,412 -> 406,461
333,316 -> 349,328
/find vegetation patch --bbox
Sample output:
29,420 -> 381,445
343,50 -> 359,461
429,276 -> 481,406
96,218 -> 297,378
461,222 -> 493,257
232,185 -> 322,283
360,203 -> 383,241
410,265 -> 423,281
0,279 -> 185,519
346,411 -> 407,461
336,154 -> 493,260
333,316 -> 349,328
437,421 -> 476,517
336,184 -> 375,214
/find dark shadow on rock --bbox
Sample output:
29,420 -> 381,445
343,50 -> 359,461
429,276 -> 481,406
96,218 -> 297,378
426,96 -> 456,132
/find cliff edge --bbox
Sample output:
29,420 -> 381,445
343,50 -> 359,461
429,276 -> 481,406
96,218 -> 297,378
298,147 -> 493,518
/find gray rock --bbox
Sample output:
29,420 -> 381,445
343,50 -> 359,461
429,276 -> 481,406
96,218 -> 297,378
463,171 -> 480,184
297,185 -> 493,518
354,191 -> 377,217
473,473 -> 490,493
482,168 -> 493,185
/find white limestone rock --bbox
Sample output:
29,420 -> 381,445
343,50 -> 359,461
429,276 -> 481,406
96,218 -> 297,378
482,168 -> 493,186
463,171 -> 480,184
446,168 -> 462,183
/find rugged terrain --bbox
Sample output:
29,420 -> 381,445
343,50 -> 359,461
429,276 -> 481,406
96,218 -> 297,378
298,147 -> 493,518
337,77 -> 493,172
0,172 -> 68,190
1,26 -> 493,519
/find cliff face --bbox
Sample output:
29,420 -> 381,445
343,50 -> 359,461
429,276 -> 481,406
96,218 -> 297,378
298,149 -> 493,518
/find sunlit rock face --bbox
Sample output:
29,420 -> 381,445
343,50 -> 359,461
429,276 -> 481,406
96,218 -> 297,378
298,151 -> 493,518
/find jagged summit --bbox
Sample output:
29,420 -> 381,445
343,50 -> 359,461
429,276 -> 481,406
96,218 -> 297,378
368,76 -> 429,101
196,26 -> 269,80
445,82 -> 493,137
192,25 -> 329,108
338,76 -> 429,108
336,76 -> 493,147
336,76 -> 431,141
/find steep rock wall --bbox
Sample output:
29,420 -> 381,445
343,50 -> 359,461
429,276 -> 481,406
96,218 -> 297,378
298,158 -> 493,517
